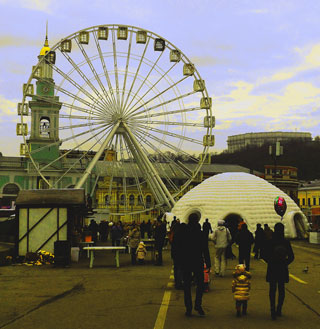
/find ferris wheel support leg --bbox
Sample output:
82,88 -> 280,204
122,122 -> 176,208
75,122 -> 120,189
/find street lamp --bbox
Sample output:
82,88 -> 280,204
269,140 -> 283,186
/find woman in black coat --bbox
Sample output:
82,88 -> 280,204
261,222 -> 294,320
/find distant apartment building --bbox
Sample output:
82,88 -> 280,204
227,131 -> 312,153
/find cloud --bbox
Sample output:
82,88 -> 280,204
258,43 -> 320,85
0,35 -> 40,48
0,0 -> 53,13
0,95 -> 19,125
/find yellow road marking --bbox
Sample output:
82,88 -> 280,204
154,290 -> 171,329
167,282 -> 175,288
289,274 -> 308,284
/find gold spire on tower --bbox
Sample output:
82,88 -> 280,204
40,21 -> 51,56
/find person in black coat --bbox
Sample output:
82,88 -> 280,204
253,223 -> 265,259
235,223 -> 254,271
154,219 -> 166,265
170,221 -> 183,289
202,218 -> 213,241
177,213 -> 211,317
261,222 -> 294,320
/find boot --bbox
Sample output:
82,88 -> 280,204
271,307 -> 276,320
276,305 -> 282,317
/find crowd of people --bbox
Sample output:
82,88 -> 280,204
83,217 -> 167,265
82,214 -> 295,321
169,214 -> 295,320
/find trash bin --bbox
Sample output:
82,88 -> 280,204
71,247 -> 80,262
54,240 -> 71,267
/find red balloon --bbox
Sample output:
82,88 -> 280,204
274,196 -> 287,218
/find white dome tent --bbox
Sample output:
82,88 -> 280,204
171,172 -> 309,238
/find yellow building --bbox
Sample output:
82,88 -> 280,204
298,181 -> 320,230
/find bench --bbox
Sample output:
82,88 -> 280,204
83,246 -> 126,268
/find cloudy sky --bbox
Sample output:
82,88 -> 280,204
1,0 -> 320,156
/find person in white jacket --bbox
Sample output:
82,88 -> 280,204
212,220 -> 232,277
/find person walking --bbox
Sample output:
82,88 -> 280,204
253,223 -> 265,259
202,218 -> 213,241
171,220 -> 183,289
264,223 -> 273,241
154,218 -> 166,265
177,213 -> 211,317
235,223 -> 254,271
261,222 -> 294,320
128,224 -> 141,265
212,220 -> 232,277
111,222 -> 122,246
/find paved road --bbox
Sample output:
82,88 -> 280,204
0,241 -> 319,329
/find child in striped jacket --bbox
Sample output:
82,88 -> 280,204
232,264 -> 251,317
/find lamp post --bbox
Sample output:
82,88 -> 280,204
269,140 -> 283,187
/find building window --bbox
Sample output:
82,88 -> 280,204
129,194 -> 135,206
39,117 -> 50,138
302,198 -> 305,206
313,198 -> 316,206
120,194 -> 125,205
308,198 -> 311,206
105,195 -> 110,206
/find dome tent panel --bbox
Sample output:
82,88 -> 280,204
172,172 -> 308,238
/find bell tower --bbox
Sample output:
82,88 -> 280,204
27,24 -> 62,163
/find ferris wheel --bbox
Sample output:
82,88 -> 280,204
18,24 -> 215,215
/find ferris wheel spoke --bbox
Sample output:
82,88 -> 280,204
134,122 -> 203,145
35,77 -> 104,116
59,120 -> 105,131
39,123 -> 110,172
59,51 -> 110,111
111,29 -> 120,107
133,106 -> 202,120
59,114 -> 101,120
122,131 -> 164,204
136,130 -> 196,183
134,119 -> 204,128
28,122 -> 111,156
123,122 -> 175,207
50,66 -> 107,115
125,61 -> 178,115
120,31 -> 133,113
133,127 -> 193,179
53,129 -> 109,187
53,83 -> 106,117
133,125 -> 199,162
122,37 -> 159,114
129,91 -> 197,119
133,131 -> 180,192
75,38 -> 113,109
93,31 -> 117,107
127,75 -> 189,117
